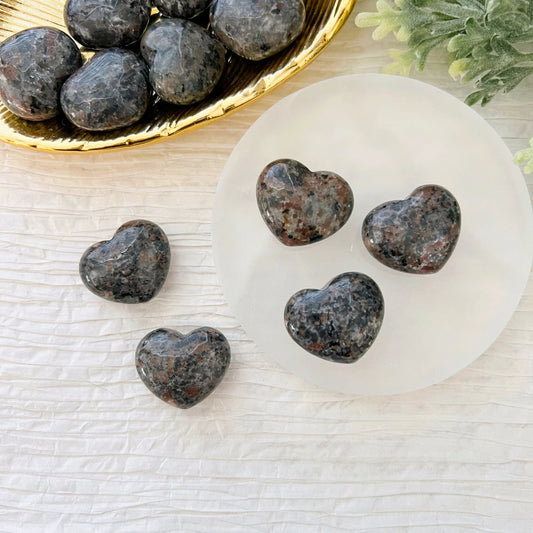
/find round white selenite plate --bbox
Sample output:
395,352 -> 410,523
213,74 -> 533,395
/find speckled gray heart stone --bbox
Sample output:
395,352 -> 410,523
210,0 -> 306,61
141,18 -> 226,105
60,48 -> 149,131
285,273 -> 384,363
153,0 -> 211,19
136,327 -> 231,408
0,27 -> 82,121
256,159 -> 354,246
64,0 -> 151,48
362,185 -> 461,274
79,220 -> 170,304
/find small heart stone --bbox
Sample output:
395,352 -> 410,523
60,48 -> 149,131
0,27 -> 82,121
256,159 -> 354,246
140,19 -> 226,105
64,0 -> 151,49
135,327 -> 231,408
284,272 -> 384,363
362,185 -> 461,274
79,220 -> 170,303
210,0 -> 306,61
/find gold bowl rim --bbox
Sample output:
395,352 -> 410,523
0,0 -> 357,153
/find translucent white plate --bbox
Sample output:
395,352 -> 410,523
213,74 -> 533,395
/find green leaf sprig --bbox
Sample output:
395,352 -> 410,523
356,0 -> 533,172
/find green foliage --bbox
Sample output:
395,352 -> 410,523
355,0 -> 533,172
515,139 -> 533,175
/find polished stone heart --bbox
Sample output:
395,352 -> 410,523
362,185 -> 461,274
79,220 -> 170,303
65,0 -> 151,49
60,48 -> 149,131
210,0 -> 305,61
284,272 -> 384,363
140,19 -> 226,105
0,27 -> 82,121
135,327 -> 231,408
256,159 -> 354,246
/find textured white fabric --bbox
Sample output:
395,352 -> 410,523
1,5 -> 532,531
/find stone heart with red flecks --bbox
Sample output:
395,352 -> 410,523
135,327 -> 231,409
362,185 -> 461,274
79,219 -> 170,303
284,272 -> 384,363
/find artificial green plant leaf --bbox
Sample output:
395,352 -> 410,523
355,0 -> 533,173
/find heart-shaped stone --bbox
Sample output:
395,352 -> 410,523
79,220 -> 170,303
64,0 -> 151,49
135,327 -> 231,408
60,48 -> 149,131
362,185 -> 461,274
256,159 -> 354,246
210,0 -> 306,61
284,272 -> 384,363
140,19 -> 226,105
0,27 -> 82,121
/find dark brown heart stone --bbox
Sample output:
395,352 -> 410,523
210,0 -> 306,61
0,27 -> 82,121
64,0 -> 151,49
362,185 -> 461,274
135,327 -> 231,408
140,18 -> 226,106
256,159 -> 354,246
284,272 -> 384,364
60,48 -> 149,131
79,220 -> 170,303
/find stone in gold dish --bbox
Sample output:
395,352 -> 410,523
0,0 -> 356,153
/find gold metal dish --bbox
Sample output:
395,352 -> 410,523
0,0 -> 356,152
